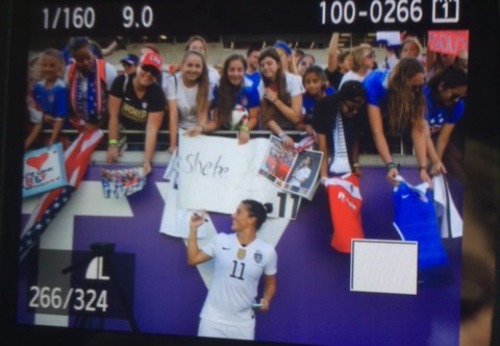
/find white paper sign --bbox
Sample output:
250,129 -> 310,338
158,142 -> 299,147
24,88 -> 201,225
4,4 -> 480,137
350,239 -> 418,295
177,135 -> 301,219
158,178 -> 214,239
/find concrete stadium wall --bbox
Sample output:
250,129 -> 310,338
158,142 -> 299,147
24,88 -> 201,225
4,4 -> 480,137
100,43 -> 389,72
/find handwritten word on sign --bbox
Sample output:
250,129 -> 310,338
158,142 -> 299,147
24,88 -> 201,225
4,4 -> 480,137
183,152 -> 229,178
427,30 -> 468,56
177,134 -> 301,219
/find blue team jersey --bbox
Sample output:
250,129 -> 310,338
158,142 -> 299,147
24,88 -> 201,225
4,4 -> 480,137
32,78 -> 68,118
363,69 -> 389,108
393,182 -> 449,270
212,77 -> 260,110
302,86 -> 335,124
424,86 -> 464,130
245,71 -> 261,90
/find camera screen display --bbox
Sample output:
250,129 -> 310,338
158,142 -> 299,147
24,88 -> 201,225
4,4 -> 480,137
2,1 -> 497,345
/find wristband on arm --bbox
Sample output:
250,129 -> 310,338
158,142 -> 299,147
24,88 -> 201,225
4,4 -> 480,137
385,162 -> 398,171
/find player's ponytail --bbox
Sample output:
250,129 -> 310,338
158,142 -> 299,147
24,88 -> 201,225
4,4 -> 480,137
242,200 -> 273,230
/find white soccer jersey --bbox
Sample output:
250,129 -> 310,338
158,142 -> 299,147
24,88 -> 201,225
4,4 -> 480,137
289,166 -> 312,187
200,233 -> 277,324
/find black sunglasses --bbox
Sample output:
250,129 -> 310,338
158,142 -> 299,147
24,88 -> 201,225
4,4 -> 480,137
141,65 -> 159,76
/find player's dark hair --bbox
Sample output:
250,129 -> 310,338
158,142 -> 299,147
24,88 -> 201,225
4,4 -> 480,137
246,46 -> 260,57
338,80 -> 366,103
66,37 -> 91,54
302,65 -> 327,92
89,41 -> 103,59
428,65 -> 468,102
242,200 -> 273,230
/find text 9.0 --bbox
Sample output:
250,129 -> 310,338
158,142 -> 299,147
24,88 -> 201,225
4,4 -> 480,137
41,4 -> 155,31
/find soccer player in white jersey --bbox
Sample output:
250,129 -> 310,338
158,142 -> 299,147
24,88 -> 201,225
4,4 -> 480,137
187,200 -> 277,341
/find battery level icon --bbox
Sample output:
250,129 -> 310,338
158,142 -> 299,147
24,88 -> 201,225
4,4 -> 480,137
432,0 -> 460,23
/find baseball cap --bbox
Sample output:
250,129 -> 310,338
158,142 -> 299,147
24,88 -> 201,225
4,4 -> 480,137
139,52 -> 163,74
120,53 -> 139,66
273,41 -> 292,56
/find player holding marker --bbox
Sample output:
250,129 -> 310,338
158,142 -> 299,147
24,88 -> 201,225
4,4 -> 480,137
187,200 -> 277,341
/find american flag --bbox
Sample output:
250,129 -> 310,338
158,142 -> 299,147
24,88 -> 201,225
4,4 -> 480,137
19,129 -> 103,261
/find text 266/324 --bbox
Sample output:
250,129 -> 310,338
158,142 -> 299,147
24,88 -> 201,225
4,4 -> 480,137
29,286 -> 109,313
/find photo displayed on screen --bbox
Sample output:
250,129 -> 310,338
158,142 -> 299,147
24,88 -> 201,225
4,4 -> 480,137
17,2 -> 470,345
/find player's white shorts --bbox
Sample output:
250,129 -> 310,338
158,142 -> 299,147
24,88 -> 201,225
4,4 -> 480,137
198,317 -> 255,340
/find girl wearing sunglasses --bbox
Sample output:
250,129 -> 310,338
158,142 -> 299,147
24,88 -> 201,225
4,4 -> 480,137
338,45 -> 375,89
107,52 -> 166,175
363,57 -> 444,186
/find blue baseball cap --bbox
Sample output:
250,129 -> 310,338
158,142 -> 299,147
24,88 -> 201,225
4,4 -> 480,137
120,53 -> 139,66
273,41 -> 292,56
